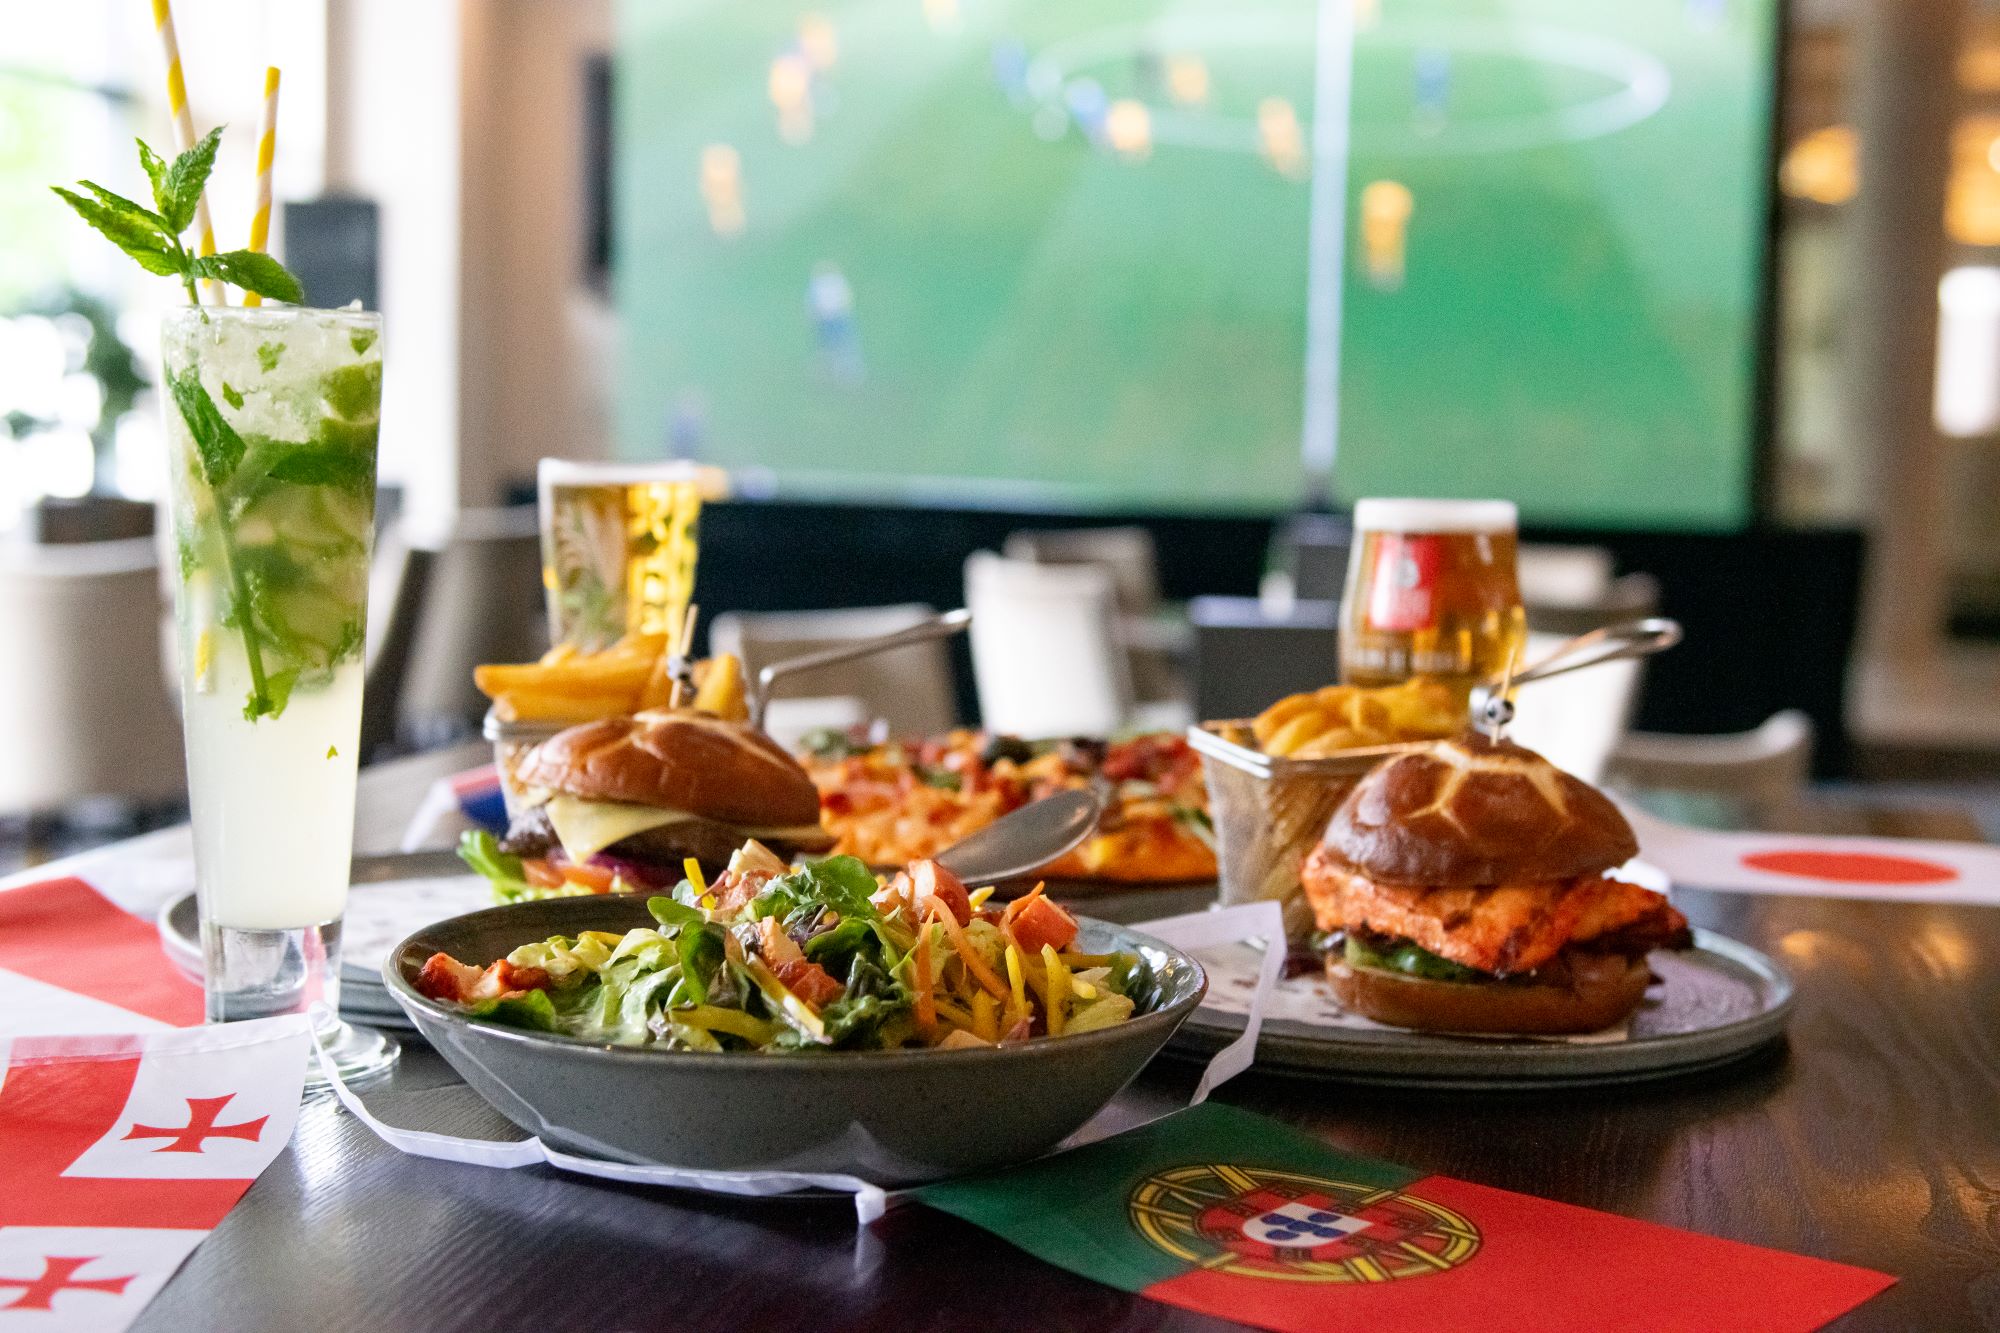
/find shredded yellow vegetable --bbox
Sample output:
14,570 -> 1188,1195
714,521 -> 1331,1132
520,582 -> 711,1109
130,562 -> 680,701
674,1003 -> 777,1044
967,885 -> 995,908
932,995 -> 977,1030
1042,944 -> 1070,1037
683,857 -> 707,896
913,925 -> 936,1027
1004,944 -> 1027,1030
972,991 -> 999,1042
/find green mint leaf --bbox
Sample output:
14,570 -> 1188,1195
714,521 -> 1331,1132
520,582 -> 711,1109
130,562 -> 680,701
257,342 -> 284,371
244,666 -> 299,722
191,250 -> 305,305
264,440 -> 375,492
165,366 -> 247,488
162,125 -> 223,234
137,138 -> 173,215
221,382 -> 244,410
49,186 -> 180,276
77,180 -> 167,229
349,328 -> 378,355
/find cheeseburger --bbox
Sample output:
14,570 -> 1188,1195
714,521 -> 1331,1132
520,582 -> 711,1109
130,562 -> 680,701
1300,733 -> 1691,1034
482,711 -> 833,898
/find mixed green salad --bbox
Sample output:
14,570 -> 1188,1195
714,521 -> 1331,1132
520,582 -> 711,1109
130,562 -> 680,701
415,843 -> 1150,1052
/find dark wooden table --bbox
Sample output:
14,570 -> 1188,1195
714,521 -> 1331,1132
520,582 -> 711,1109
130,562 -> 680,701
127,745 -> 2000,1331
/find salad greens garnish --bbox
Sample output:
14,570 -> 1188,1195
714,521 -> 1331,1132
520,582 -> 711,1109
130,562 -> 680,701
421,850 -> 1148,1053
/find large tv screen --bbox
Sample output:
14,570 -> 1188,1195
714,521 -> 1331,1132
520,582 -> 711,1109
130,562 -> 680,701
615,0 -> 1777,529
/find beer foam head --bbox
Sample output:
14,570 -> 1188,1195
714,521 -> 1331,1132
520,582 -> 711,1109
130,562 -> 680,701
1353,498 -> 1518,534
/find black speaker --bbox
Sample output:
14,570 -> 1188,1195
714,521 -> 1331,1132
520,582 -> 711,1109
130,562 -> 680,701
281,197 -> 379,311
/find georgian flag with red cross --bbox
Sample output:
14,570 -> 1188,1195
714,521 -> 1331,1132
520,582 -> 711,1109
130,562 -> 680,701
0,876 -> 310,1331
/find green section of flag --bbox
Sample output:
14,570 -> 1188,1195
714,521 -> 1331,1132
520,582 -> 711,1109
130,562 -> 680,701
914,1101 -> 1425,1293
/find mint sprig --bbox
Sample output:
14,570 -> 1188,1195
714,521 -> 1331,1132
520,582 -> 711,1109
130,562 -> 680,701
51,129 -> 304,306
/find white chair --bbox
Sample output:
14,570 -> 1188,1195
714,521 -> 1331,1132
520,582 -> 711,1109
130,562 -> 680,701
1505,631 -> 1643,784
964,552 -> 1131,738
1605,711 -> 1814,822
709,604 -> 957,737
1517,543 -> 1615,608
1002,525 -> 1188,706
0,538 -> 186,811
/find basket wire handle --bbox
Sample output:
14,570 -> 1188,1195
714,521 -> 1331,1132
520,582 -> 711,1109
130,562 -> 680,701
748,608 -> 972,731
1471,616 -> 1683,736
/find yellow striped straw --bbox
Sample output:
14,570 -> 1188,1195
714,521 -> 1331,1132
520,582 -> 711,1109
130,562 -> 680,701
243,66 -> 281,307
151,0 -> 221,304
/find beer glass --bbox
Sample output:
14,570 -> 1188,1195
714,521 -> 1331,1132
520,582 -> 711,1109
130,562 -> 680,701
536,460 -> 729,651
1339,498 -> 1525,704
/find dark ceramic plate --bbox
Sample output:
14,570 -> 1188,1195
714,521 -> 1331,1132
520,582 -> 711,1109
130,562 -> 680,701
1167,928 -> 1793,1089
384,895 -> 1206,1185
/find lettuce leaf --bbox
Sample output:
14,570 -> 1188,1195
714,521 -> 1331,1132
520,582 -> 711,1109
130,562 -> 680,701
465,987 -> 559,1032
1345,934 -> 1491,984
458,830 -> 534,903
750,855 -> 880,923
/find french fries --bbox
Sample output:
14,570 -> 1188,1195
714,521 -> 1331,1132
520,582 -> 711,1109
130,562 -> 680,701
1251,678 -> 1461,758
476,634 -> 750,726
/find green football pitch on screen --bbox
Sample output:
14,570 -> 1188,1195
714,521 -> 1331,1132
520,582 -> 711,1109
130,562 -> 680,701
615,0 -> 1776,528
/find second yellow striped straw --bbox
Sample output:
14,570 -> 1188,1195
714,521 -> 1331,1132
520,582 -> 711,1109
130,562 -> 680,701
151,0 -> 221,304
243,66 -> 282,307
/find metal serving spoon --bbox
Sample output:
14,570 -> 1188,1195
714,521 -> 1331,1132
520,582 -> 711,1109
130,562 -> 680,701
933,784 -> 1107,887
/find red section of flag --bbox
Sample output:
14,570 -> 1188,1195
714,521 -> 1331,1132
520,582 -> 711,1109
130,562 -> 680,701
1742,849 -> 1958,886
1144,1174 -> 1893,1333
0,878 -> 204,1027
0,1054 -> 255,1230
124,1095 -> 269,1154
0,1256 -> 136,1311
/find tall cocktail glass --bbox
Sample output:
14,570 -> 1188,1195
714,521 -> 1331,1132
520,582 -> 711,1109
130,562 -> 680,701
160,304 -> 396,1080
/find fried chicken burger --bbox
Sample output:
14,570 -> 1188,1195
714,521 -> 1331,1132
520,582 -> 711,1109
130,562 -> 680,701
1300,733 -> 1691,1034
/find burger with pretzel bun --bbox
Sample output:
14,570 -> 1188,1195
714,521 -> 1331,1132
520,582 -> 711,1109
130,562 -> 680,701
1300,732 -> 1692,1034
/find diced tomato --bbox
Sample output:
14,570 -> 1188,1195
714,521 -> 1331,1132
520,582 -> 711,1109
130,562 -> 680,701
561,861 -> 617,894
909,859 -> 971,926
775,958 -> 845,1009
414,953 -> 483,1003
1009,894 -> 1078,954
522,858 -> 566,889
822,790 -> 854,815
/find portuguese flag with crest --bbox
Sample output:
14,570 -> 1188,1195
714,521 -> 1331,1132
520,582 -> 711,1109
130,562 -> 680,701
916,1102 -> 1891,1332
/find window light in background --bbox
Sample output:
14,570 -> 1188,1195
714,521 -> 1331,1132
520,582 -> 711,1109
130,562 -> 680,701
1936,266 -> 2000,439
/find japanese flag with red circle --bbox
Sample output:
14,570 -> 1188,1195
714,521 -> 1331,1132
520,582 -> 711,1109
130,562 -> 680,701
0,1017 -> 309,1330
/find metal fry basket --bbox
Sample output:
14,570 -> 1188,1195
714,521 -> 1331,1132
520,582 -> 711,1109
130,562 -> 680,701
1187,722 -> 1388,940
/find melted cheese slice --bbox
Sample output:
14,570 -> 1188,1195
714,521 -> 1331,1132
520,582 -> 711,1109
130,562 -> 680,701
542,794 -> 826,862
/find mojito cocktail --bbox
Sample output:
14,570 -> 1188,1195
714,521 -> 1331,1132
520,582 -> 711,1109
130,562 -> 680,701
161,305 -> 388,1066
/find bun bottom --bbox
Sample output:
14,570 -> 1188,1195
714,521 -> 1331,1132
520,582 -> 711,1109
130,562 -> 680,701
1326,951 -> 1652,1035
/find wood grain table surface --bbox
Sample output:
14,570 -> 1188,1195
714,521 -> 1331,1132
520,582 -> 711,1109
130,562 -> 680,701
107,745 -> 2000,1331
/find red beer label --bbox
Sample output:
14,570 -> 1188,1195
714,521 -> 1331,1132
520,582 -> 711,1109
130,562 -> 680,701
1365,534 -> 1440,631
